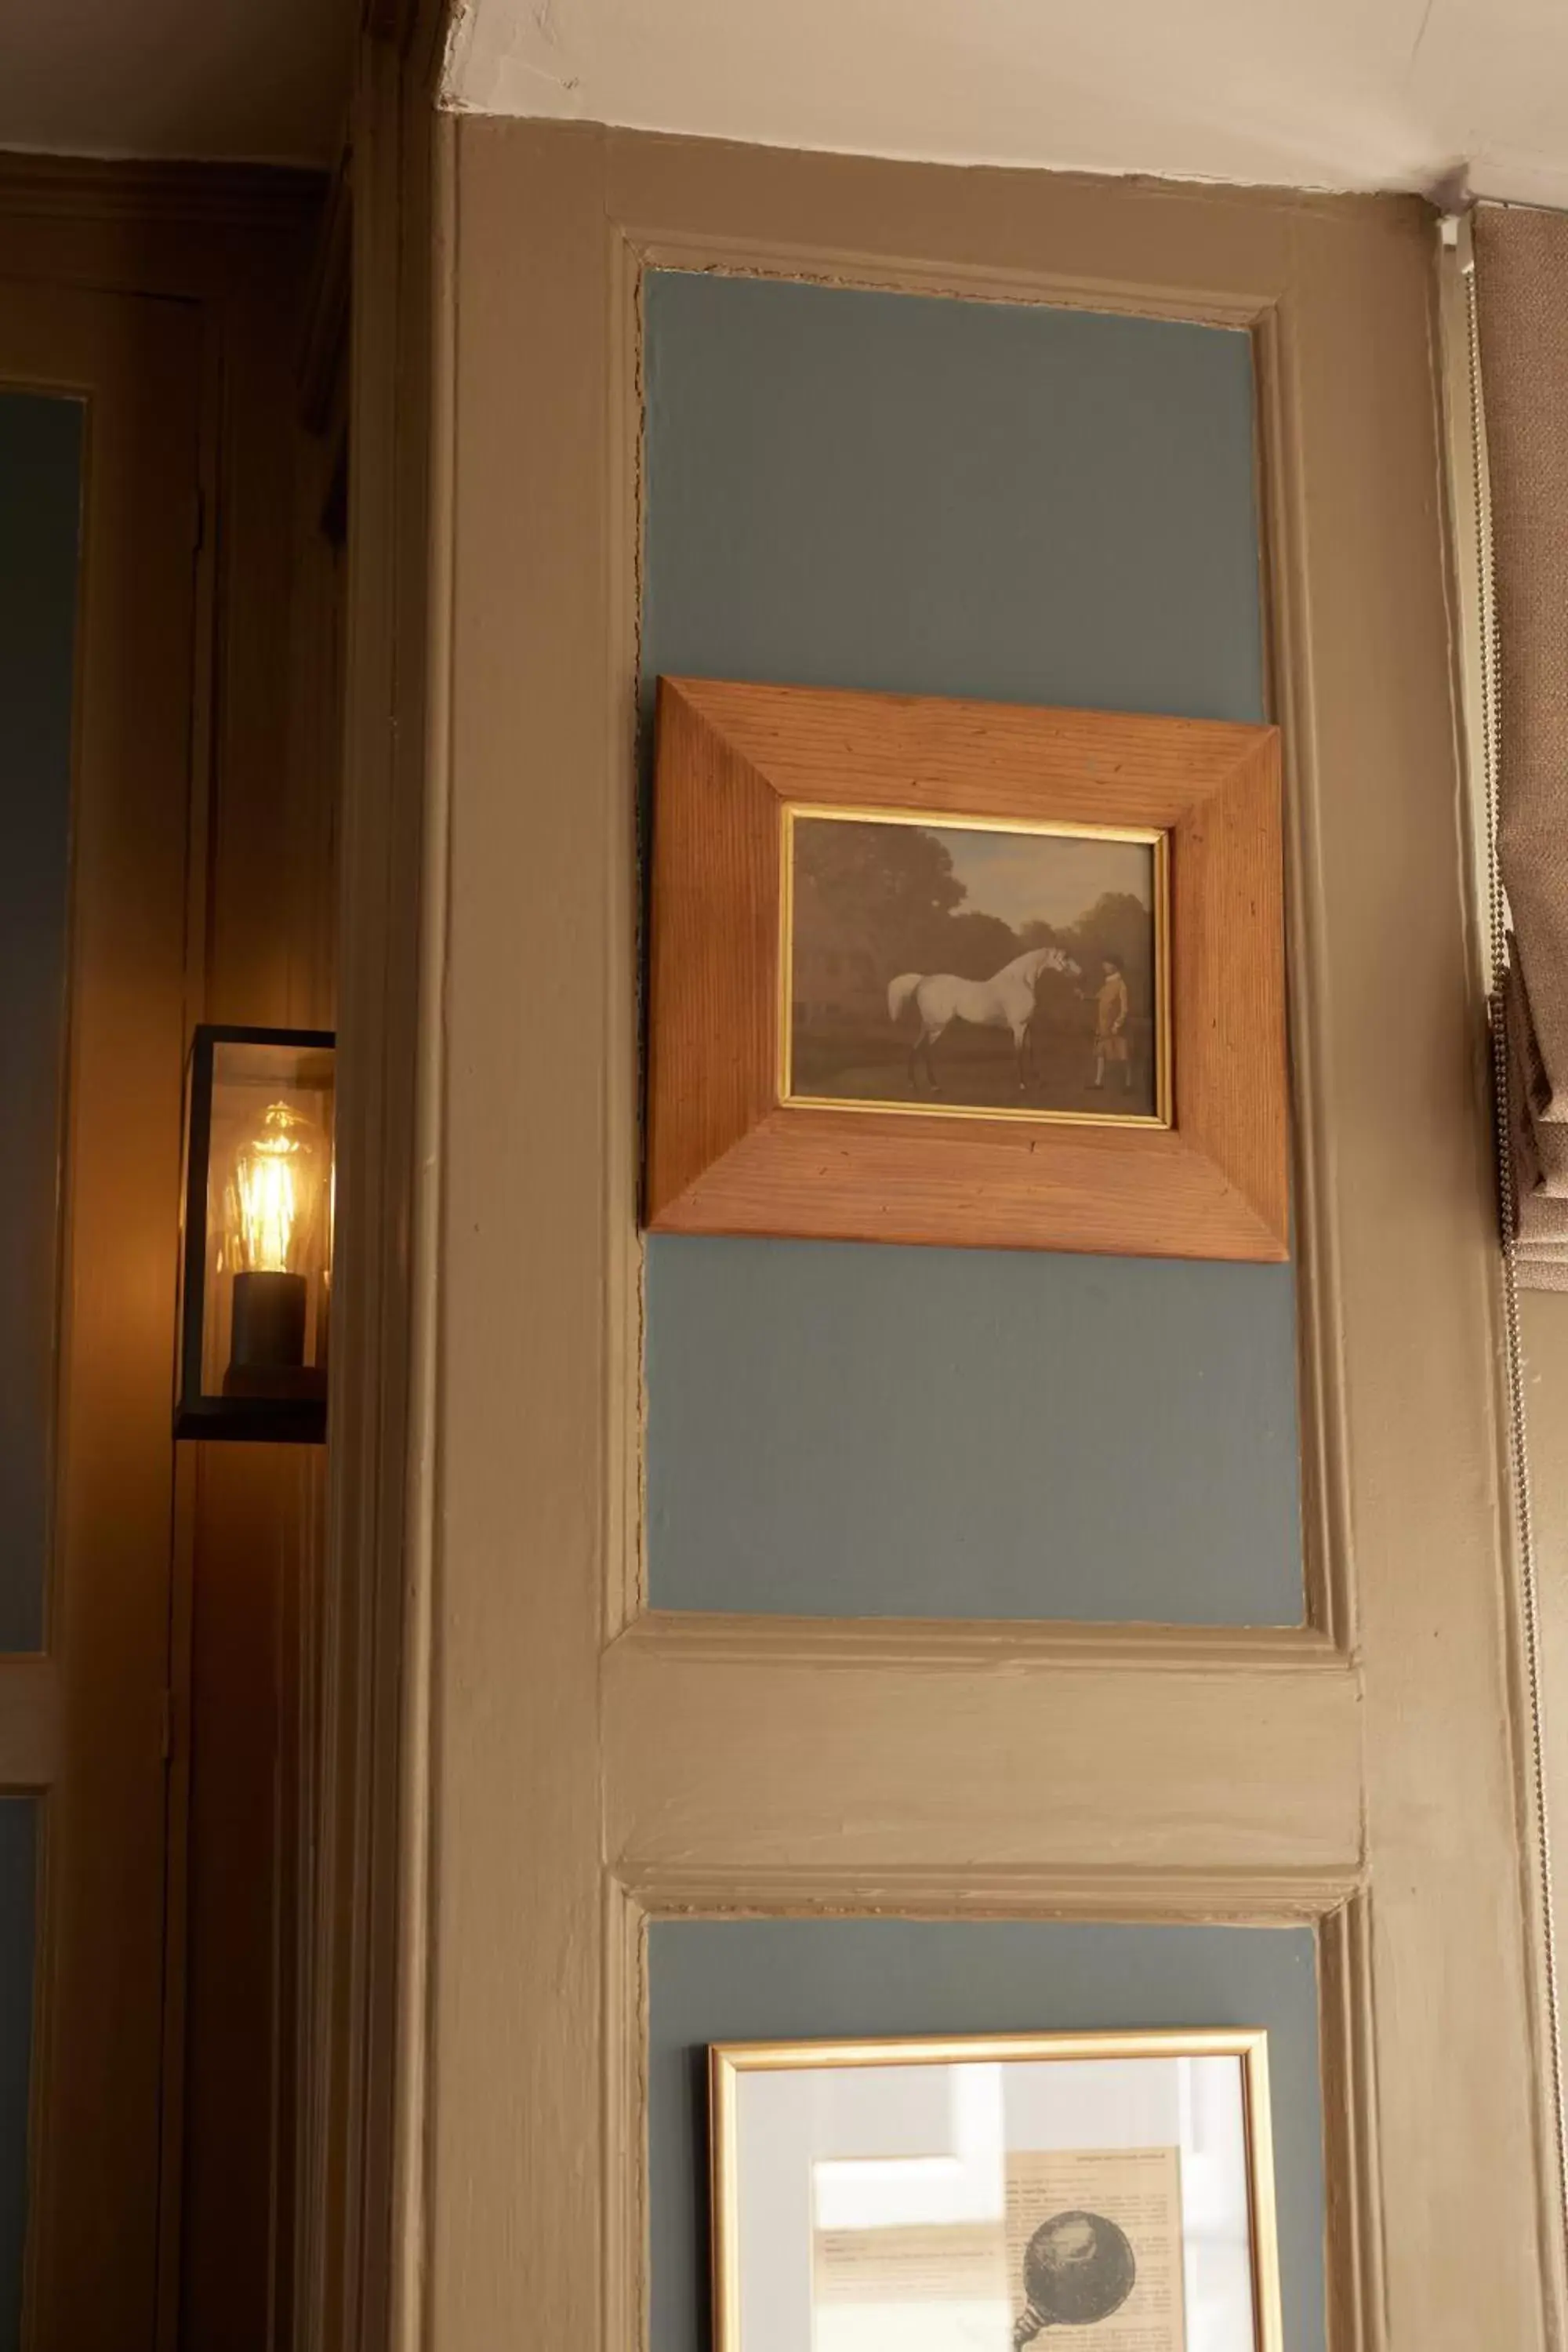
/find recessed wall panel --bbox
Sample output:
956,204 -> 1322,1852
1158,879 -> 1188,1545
641,271 -> 1301,1623
0,391 -> 83,1655
648,1918 -> 1324,2352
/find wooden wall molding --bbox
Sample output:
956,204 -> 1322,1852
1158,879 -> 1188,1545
623,1610 -> 1345,1671
1317,1896 -> 1387,2352
407,111 -> 1556,2352
0,152 -> 325,228
296,22 -> 450,2352
615,1868 -> 1362,1926
603,1628 -> 1363,1882
297,165 -> 351,437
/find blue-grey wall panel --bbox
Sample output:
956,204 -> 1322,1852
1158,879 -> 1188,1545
644,274 -> 1265,721
0,393 -> 83,1653
0,1801 -> 37,2352
649,1918 -> 1323,2352
642,271 -> 1301,1623
647,1241 -> 1301,1621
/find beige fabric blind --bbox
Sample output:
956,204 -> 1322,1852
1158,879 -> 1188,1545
1473,205 -> 1568,1287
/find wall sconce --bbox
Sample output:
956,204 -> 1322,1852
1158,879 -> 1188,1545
176,1025 -> 336,1443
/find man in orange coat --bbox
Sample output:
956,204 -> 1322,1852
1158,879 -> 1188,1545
1090,953 -> 1131,1092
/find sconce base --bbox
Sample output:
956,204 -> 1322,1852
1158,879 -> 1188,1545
227,1268 -> 307,1379
221,1363 -> 328,1402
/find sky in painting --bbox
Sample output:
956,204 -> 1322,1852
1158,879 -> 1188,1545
928,824 -> 1154,932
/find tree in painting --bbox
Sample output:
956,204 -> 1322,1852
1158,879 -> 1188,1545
793,820 -> 1021,1009
1021,891 -> 1155,1022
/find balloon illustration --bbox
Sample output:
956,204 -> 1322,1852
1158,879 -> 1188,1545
1012,2209 -> 1137,2343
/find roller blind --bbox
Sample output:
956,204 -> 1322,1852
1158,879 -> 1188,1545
1472,204 -> 1568,1286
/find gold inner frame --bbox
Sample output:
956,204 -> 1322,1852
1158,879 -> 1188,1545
710,2027 -> 1282,2352
778,801 -> 1174,1129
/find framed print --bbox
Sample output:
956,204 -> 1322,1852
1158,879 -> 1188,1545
784,809 -> 1171,1128
709,2030 -> 1282,2352
645,678 -> 1287,1258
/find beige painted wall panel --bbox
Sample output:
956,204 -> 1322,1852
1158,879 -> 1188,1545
420,115 -> 1558,2352
434,120 -> 622,2350
1279,211 -> 1548,2343
604,1630 -> 1363,1883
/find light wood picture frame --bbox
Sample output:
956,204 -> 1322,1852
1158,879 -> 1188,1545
646,677 -> 1287,1258
709,2028 -> 1284,2352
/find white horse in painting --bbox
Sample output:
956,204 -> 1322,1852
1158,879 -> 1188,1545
887,946 -> 1080,1093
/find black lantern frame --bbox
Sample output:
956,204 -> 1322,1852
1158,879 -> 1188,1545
176,1022 -> 336,1444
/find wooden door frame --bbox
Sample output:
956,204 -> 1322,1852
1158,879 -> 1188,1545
298,7 -> 452,2349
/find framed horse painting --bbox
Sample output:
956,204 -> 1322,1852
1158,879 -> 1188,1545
644,677 -> 1287,1258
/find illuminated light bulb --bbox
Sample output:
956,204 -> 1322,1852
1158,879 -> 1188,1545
229,1100 -> 321,1275
221,1098 -> 328,1393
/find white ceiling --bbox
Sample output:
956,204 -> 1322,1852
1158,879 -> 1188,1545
0,0 -> 354,167
445,0 -> 1568,209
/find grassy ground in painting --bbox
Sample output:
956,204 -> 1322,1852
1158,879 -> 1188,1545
789,1011 -> 1159,1120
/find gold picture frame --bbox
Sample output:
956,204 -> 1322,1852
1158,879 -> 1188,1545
646,677 -> 1287,1258
710,2028 -> 1283,2352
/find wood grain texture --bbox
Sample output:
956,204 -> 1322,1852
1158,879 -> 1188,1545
644,681 -> 779,1211
646,675 -> 1287,1258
